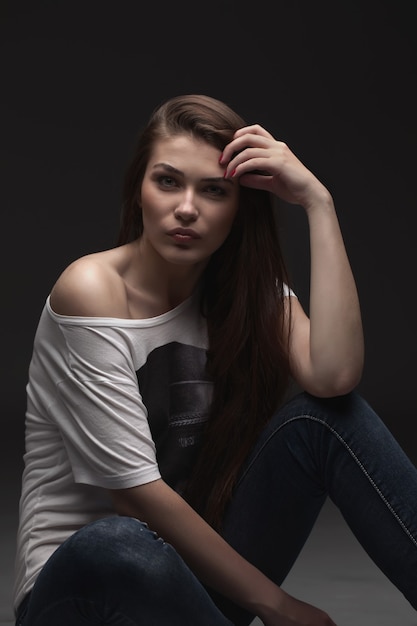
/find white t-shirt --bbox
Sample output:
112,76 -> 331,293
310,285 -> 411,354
13,291 -> 213,611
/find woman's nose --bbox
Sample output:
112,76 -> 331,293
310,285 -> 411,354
173,189 -> 198,221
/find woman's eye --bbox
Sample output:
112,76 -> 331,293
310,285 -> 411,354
205,185 -> 226,196
157,175 -> 177,188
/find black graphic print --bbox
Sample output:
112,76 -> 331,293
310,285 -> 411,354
136,342 -> 212,491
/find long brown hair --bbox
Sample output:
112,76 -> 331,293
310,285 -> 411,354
118,94 -> 292,529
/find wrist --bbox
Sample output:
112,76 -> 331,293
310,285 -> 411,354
250,582 -> 287,623
302,183 -> 334,214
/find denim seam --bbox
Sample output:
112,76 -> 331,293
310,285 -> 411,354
238,414 -> 417,548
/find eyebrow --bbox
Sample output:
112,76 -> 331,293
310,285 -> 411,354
152,162 -> 234,185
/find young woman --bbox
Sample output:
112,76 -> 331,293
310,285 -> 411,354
14,94 -> 417,626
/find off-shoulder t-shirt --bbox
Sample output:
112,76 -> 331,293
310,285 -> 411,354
14,290 -> 212,611
14,283 -> 295,611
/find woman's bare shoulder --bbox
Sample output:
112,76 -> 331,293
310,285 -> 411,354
50,247 -> 129,318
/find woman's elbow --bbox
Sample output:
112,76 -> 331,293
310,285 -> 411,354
305,363 -> 364,398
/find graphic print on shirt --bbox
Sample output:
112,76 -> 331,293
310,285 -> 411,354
136,341 -> 212,491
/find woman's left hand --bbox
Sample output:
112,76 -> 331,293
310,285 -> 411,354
220,124 -> 329,210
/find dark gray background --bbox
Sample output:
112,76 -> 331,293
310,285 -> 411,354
1,0 -> 416,492
1,1 -> 416,623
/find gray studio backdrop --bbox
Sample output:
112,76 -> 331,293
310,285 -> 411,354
2,0 -> 416,500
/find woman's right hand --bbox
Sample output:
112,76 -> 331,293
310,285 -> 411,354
262,588 -> 338,626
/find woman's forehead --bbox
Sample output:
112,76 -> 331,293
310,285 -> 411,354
151,134 -> 218,155
147,135 -> 222,173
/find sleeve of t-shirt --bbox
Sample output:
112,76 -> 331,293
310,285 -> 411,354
284,283 -> 296,297
54,323 -> 161,490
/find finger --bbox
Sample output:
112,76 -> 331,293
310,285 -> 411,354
233,124 -> 274,140
238,172 -> 273,192
221,126 -> 274,164
225,152 -> 274,180
220,134 -> 273,166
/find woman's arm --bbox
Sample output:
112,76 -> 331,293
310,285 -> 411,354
288,191 -> 364,397
111,479 -> 337,626
221,126 -> 364,397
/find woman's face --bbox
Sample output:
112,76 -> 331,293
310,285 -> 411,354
139,134 -> 239,270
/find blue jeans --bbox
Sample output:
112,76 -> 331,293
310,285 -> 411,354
16,392 -> 417,625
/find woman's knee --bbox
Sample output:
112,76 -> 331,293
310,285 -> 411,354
64,516 -> 180,581
34,515 -> 183,598
24,517 -> 200,624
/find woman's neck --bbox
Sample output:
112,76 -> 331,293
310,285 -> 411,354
123,238 -> 205,313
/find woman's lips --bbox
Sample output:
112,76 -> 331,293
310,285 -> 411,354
167,228 -> 201,242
